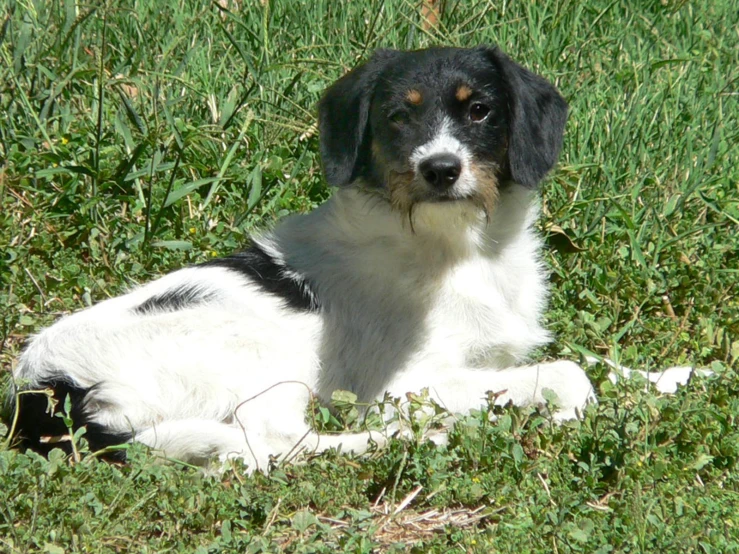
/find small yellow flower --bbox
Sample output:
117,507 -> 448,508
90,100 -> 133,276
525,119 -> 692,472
210,251 -> 218,257
61,136 -> 69,145
189,227 -> 196,234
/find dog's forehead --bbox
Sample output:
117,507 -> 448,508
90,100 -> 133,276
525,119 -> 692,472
378,49 -> 502,102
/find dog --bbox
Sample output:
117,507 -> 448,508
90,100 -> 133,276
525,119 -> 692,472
8,46 -> 701,472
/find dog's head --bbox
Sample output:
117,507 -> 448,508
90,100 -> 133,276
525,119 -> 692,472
318,47 -> 568,218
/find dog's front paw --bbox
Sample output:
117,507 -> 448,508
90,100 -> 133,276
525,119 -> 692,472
540,361 -> 597,422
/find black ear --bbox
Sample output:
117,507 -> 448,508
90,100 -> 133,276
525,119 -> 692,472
318,50 -> 399,187
487,48 -> 569,187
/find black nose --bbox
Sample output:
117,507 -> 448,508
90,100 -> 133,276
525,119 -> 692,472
419,154 -> 462,189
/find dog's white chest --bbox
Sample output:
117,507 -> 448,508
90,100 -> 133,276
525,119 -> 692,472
424,253 -> 549,368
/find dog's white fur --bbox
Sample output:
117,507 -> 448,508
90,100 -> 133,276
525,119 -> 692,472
13,128 -> 701,473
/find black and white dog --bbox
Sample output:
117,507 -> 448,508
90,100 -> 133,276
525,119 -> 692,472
10,46 -> 698,471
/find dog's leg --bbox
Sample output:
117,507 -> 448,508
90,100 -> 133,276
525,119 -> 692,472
386,361 -> 596,422
134,419 -> 258,467
385,359 -> 713,431
133,418 -> 385,473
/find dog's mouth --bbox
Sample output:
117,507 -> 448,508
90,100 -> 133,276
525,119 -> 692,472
423,191 -> 472,203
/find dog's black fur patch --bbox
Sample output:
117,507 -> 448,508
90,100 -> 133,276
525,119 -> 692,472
7,378 -> 130,461
133,284 -> 214,315
203,244 -> 318,311
488,49 -> 569,188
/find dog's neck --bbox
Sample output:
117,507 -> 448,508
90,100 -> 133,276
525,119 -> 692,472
252,186 -> 541,305
260,184 -> 539,267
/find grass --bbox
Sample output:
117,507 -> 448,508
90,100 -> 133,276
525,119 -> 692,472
1,0 -> 738,551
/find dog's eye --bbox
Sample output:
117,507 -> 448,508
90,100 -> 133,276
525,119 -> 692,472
389,111 -> 410,126
469,102 -> 491,123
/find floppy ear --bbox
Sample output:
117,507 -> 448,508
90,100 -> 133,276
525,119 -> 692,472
486,48 -> 569,187
318,50 -> 399,187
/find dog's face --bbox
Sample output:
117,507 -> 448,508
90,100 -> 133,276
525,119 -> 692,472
318,47 -> 568,218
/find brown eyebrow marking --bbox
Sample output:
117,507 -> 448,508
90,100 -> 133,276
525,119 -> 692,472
455,84 -> 473,102
406,89 -> 423,105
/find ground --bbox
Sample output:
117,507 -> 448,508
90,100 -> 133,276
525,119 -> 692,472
1,0 -> 738,552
